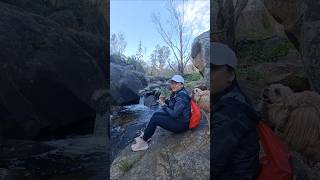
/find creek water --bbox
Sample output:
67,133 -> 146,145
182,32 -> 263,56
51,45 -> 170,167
0,113 -> 108,180
110,96 -> 158,161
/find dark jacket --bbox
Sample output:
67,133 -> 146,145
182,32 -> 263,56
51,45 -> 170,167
211,80 -> 260,180
162,87 -> 191,125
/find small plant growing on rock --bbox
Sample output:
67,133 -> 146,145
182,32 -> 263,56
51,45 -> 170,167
118,159 -> 134,172
236,67 -> 266,81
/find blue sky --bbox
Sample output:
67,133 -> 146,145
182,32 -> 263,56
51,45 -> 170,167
110,0 -> 209,64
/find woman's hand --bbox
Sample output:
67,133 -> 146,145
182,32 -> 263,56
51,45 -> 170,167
158,95 -> 166,106
158,100 -> 165,106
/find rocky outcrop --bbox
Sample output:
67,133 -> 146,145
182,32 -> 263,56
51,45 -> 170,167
253,62 -> 310,91
261,0 -> 320,94
110,117 -> 209,180
1,0 -> 107,35
0,2 -> 107,139
191,31 -> 210,88
235,0 -> 285,41
261,0 -> 301,50
110,63 -> 148,106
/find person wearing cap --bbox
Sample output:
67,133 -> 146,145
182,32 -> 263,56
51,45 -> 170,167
211,42 -> 260,179
131,75 -> 191,151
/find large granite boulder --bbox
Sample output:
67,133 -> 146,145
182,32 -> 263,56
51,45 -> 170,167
262,0 -> 320,94
110,63 -> 148,106
110,116 -> 209,180
191,31 -> 210,88
235,0 -> 285,41
1,0 -> 106,35
0,2 -> 107,139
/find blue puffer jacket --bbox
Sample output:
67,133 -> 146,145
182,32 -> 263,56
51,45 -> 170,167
162,88 -> 191,125
211,80 -> 261,180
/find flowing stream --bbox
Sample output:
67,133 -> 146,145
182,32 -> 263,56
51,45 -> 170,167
110,96 -> 158,161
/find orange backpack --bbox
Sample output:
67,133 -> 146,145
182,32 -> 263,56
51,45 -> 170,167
257,121 -> 294,180
189,100 -> 201,129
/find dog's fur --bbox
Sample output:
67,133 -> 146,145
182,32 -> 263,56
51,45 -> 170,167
192,88 -> 210,132
260,84 -> 320,161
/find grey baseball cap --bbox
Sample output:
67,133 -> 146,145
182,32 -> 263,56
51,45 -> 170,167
170,75 -> 184,84
211,42 -> 237,69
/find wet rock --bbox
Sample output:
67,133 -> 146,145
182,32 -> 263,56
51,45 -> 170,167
143,95 -> 157,107
110,116 -> 209,180
0,136 -> 107,179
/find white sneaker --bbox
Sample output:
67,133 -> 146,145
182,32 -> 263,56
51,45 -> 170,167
134,131 -> 151,142
131,137 -> 149,151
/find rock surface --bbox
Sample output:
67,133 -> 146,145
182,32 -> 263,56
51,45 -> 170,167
191,31 -> 210,88
235,0 -> 285,41
110,117 -> 210,180
0,135 -> 108,179
110,63 -> 148,106
262,0 -> 320,94
253,62 -> 310,91
0,2 -> 107,139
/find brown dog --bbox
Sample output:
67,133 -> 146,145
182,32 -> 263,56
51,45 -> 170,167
192,88 -> 210,133
260,84 -> 320,161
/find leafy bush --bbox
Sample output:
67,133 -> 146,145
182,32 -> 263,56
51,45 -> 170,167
183,72 -> 202,83
236,67 -> 266,81
237,38 -> 289,63
159,86 -> 171,98
118,159 -> 134,172
184,81 -> 199,90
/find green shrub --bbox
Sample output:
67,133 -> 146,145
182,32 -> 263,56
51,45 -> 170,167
236,68 -> 265,81
118,159 -> 134,172
237,39 -> 289,63
183,72 -> 202,83
159,86 -> 171,98
184,81 -> 199,90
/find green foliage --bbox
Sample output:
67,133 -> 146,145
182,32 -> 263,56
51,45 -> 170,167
237,39 -> 289,63
236,67 -> 266,81
184,81 -> 199,90
110,54 -> 125,64
118,159 -> 134,172
183,72 -> 202,83
159,86 -> 171,98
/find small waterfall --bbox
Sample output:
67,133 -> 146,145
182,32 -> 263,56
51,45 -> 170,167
139,96 -> 145,105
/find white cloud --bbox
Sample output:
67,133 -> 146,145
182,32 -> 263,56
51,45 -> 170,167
176,0 -> 210,37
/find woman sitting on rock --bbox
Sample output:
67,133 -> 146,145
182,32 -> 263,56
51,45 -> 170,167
131,75 -> 191,151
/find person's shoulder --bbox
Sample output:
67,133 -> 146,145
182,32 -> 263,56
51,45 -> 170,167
214,97 -> 259,128
177,89 -> 189,97
176,89 -> 190,101
214,98 -> 249,121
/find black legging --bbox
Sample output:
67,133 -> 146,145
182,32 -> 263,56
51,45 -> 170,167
142,111 -> 189,141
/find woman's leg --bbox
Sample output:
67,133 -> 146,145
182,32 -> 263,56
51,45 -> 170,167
142,112 -> 188,141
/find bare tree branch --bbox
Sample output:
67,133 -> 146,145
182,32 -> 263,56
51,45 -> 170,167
151,0 -> 194,74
